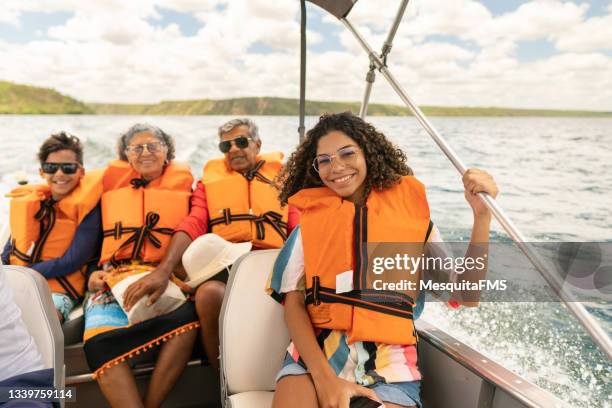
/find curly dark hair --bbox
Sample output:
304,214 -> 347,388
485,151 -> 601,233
277,112 -> 413,205
38,132 -> 83,165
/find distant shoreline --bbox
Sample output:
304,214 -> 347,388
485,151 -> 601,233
87,98 -> 612,117
2,80 -> 611,117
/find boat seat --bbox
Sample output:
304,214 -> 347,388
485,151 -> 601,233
4,265 -> 65,404
62,303 -> 85,345
227,391 -> 275,408
219,249 -> 289,408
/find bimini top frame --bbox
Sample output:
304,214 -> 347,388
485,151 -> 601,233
299,0 -> 612,360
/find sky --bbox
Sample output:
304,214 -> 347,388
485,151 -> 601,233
0,0 -> 611,110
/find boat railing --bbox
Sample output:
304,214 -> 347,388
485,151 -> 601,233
417,319 -> 570,408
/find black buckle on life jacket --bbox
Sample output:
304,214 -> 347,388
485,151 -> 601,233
305,285 -> 415,319
130,178 -> 150,189
312,276 -> 321,306
113,221 -> 123,240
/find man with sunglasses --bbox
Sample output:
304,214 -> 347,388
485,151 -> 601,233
122,118 -> 300,375
2,132 -> 103,324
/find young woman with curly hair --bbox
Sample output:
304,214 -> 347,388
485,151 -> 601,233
268,112 -> 499,408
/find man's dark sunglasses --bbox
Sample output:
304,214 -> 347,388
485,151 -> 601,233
218,135 -> 252,153
41,162 -> 80,175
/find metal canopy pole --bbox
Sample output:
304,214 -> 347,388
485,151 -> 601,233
359,0 -> 410,118
358,66 -> 375,118
341,16 -> 612,361
298,0 -> 307,142
382,0 -> 410,57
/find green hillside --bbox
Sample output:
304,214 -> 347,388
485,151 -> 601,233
1,80 -> 611,117
88,97 -> 612,117
0,81 -> 92,114
88,97 -> 409,116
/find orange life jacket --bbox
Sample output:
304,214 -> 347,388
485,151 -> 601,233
7,171 -> 104,300
289,176 -> 431,345
99,160 -> 193,266
202,152 -> 288,249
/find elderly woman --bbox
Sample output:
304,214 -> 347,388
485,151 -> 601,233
83,124 -> 198,408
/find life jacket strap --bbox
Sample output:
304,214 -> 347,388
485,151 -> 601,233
209,210 -> 288,241
10,241 -> 31,264
425,220 -> 434,243
102,211 -> 174,267
305,284 -> 415,319
55,275 -> 82,301
242,160 -> 275,185
29,198 -> 57,264
312,276 -> 321,305
130,178 -> 151,189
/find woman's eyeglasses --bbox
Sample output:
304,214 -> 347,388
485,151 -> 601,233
41,162 -> 80,175
218,135 -> 252,153
312,146 -> 360,173
125,142 -> 166,156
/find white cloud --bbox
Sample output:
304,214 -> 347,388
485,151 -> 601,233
158,0 -> 225,14
0,9 -> 21,26
0,0 -> 610,110
467,1 -> 587,47
3,0 -> 159,18
47,13 -> 160,45
401,0 -> 492,42
554,13 -> 612,51
398,42 -> 475,64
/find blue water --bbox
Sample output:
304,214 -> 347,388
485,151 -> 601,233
0,115 -> 610,407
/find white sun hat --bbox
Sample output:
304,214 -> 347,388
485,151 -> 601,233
182,233 -> 252,288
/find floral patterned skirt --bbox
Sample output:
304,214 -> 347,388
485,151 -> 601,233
83,262 -> 199,379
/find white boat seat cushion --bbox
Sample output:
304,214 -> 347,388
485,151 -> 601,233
220,249 -> 289,399
3,265 -> 64,389
227,391 -> 274,408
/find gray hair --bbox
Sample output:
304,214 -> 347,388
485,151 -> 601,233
218,118 -> 259,141
117,123 -> 176,161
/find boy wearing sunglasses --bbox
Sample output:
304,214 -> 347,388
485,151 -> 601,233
122,118 -> 300,375
2,132 -> 103,324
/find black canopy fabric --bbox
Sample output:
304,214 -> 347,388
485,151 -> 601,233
307,0 -> 357,19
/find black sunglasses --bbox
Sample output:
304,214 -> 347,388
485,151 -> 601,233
41,162 -> 80,175
218,135 -> 252,153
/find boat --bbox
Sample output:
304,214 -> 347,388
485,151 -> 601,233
1,1 -> 609,407
0,252 -> 573,408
